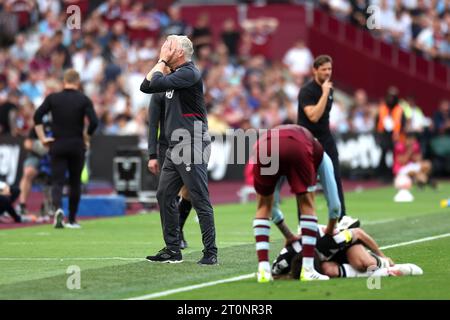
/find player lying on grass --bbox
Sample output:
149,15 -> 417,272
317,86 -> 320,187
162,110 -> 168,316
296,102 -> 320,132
272,224 -> 423,279
268,170 -> 359,244
253,124 -> 340,283
246,142 -> 359,246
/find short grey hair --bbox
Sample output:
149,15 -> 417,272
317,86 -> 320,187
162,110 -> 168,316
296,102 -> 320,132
167,35 -> 194,61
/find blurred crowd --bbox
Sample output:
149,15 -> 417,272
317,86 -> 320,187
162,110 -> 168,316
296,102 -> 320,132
0,0 -> 448,146
320,0 -> 450,63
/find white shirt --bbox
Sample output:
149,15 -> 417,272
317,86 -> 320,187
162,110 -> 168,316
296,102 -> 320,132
283,47 -> 313,75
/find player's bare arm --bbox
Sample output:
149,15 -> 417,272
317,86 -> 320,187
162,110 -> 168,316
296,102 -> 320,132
352,228 -> 394,265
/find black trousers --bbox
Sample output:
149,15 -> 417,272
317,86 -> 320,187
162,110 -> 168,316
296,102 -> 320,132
0,186 -> 21,222
49,138 -> 85,223
156,143 -> 217,255
319,135 -> 346,217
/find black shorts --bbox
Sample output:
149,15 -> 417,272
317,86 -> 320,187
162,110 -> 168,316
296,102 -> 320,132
329,249 -> 349,265
328,240 -> 363,265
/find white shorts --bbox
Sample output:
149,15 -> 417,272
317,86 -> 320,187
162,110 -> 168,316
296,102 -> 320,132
398,163 -> 421,176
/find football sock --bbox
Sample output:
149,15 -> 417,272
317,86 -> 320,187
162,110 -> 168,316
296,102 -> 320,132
253,218 -> 271,270
300,215 -> 318,270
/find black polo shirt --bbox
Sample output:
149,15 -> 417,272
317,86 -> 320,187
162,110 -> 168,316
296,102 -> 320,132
297,79 -> 334,141
34,88 -> 98,139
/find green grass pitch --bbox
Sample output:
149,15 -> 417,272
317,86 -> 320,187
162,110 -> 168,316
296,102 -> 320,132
0,183 -> 449,300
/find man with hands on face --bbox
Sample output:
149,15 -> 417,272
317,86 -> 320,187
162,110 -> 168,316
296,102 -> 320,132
140,35 -> 217,265
146,90 -> 192,250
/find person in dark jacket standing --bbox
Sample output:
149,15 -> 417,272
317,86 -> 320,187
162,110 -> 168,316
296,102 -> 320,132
141,35 -> 217,265
298,55 -> 359,229
34,69 -> 98,229
147,92 -> 192,250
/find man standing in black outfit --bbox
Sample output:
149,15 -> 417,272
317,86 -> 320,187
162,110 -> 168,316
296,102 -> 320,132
141,35 -> 217,265
34,69 -> 98,229
147,92 -> 192,250
298,55 -> 358,228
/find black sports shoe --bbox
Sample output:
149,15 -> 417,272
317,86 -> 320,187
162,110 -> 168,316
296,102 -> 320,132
180,232 -> 188,250
146,247 -> 183,263
198,254 -> 218,265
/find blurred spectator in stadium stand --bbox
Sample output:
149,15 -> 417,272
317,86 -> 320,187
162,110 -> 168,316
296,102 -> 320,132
438,31 -> 450,63
94,0 -> 125,28
9,34 -> 30,61
328,0 -> 352,21
432,99 -> 450,134
207,92 -> 231,135
19,70 -> 45,106
317,0 -> 450,62
7,0 -> 36,32
329,98 -> 350,134
72,41 -> 104,85
0,90 -> 21,136
375,87 -> 406,181
124,2 -> 160,44
349,89 -> 374,133
393,132 -> 435,188
98,111 -> 118,135
123,50 -> 154,113
97,20 -> 127,50
375,0 -> 397,38
281,71 -> 304,105
349,0 -> 369,29
415,17 -> 446,59
15,98 -> 35,137
192,13 -> 213,55
221,18 -> 241,61
99,81 -> 128,118
241,17 -> 279,61
399,96 -> 429,134
163,5 -> 191,36
283,39 -> 314,78
30,35 -> 53,74
38,10 -> 62,37
51,30 -> 71,69
36,0 -> 61,17
95,0 -> 122,27
17,121 -> 49,216
430,99 -> 450,175
221,85 -> 250,128
0,2 -> 19,47
0,74 -> 8,104
408,0 -> 429,42
387,5 -> 412,49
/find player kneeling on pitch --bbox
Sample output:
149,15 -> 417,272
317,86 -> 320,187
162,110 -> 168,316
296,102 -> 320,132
252,124 -> 340,283
272,224 -> 423,279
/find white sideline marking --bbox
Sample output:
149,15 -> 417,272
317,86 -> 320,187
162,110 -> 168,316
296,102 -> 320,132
126,274 -> 256,300
379,233 -> 450,250
363,218 -> 397,226
0,257 -> 144,261
126,232 -> 450,300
